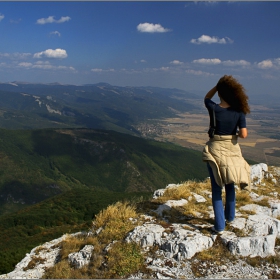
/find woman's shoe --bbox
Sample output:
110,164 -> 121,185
211,226 -> 224,234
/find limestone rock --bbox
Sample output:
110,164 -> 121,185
250,163 -> 268,185
223,234 -> 276,257
154,199 -> 188,216
126,223 -> 166,247
68,245 -> 94,269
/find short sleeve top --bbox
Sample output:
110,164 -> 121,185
204,98 -> 246,135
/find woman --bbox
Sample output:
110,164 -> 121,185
202,75 -> 251,234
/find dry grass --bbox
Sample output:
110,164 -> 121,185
182,197 -> 212,219
155,183 -> 192,204
151,180 -> 212,223
235,190 -> 252,207
155,180 -> 210,203
59,235 -> 101,260
23,256 -> 45,271
93,201 -> 140,243
256,197 -> 271,207
44,201 -> 145,279
43,260 -> 73,279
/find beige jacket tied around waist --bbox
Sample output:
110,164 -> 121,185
203,135 -> 251,191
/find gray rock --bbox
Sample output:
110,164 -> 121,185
250,163 -> 268,185
126,223 -> 166,247
153,189 -> 166,199
224,234 -> 276,257
154,199 -> 188,216
68,245 -> 94,269
191,192 -> 207,203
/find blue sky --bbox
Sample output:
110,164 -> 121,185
0,1 -> 280,98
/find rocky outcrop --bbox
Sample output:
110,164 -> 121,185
1,163 -> 280,279
68,244 -> 94,269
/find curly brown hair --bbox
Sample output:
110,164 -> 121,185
216,75 -> 250,114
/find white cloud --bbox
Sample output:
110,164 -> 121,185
91,68 -> 103,72
275,58 -> 280,66
0,14 -> 4,22
50,31 -> 61,37
186,69 -> 214,76
170,60 -> 183,65
91,68 -> 115,72
0,52 -> 32,60
57,16 -> 71,23
36,16 -> 71,25
18,60 -> 75,71
191,35 -> 233,44
140,59 -> 147,63
193,58 -> 221,64
137,23 -> 171,33
33,49 -> 67,59
18,62 -> 33,68
223,60 -> 250,67
257,59 -> 273,69
32,61 -> 53,69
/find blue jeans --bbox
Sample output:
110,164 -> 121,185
207,163 -> 235,231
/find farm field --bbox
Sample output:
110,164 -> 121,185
140,104 -> 280,167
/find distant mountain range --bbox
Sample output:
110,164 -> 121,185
0,82 -> 200,133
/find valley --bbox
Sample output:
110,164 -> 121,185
136,104 -> 280,167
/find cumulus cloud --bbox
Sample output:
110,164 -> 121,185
191,35 -> 233,44
36,16 -> 71,24
170,60 -> 183,65
193,58 -> 221,64
0,14 -> 4,22
140,59 -> 147,63
223,60 -> 250,67
50,31 -> 61,37
257,59 -> 274,69
137,23 -> 171,33
33,48 -> 67,59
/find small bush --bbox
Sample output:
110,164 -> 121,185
93,201 -> 140,243
105,241 -> 145,278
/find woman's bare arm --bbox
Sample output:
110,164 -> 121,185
204,86 -> 217,99
238,128 -> 248,138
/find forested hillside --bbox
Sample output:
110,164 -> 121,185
0,128 -> 208,216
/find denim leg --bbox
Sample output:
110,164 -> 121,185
225,183 -> 235,222
207,163 -> 225,231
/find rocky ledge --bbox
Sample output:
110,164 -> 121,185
1,163 -> 280,279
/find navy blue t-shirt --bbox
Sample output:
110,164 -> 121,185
205,98 -> 246,135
